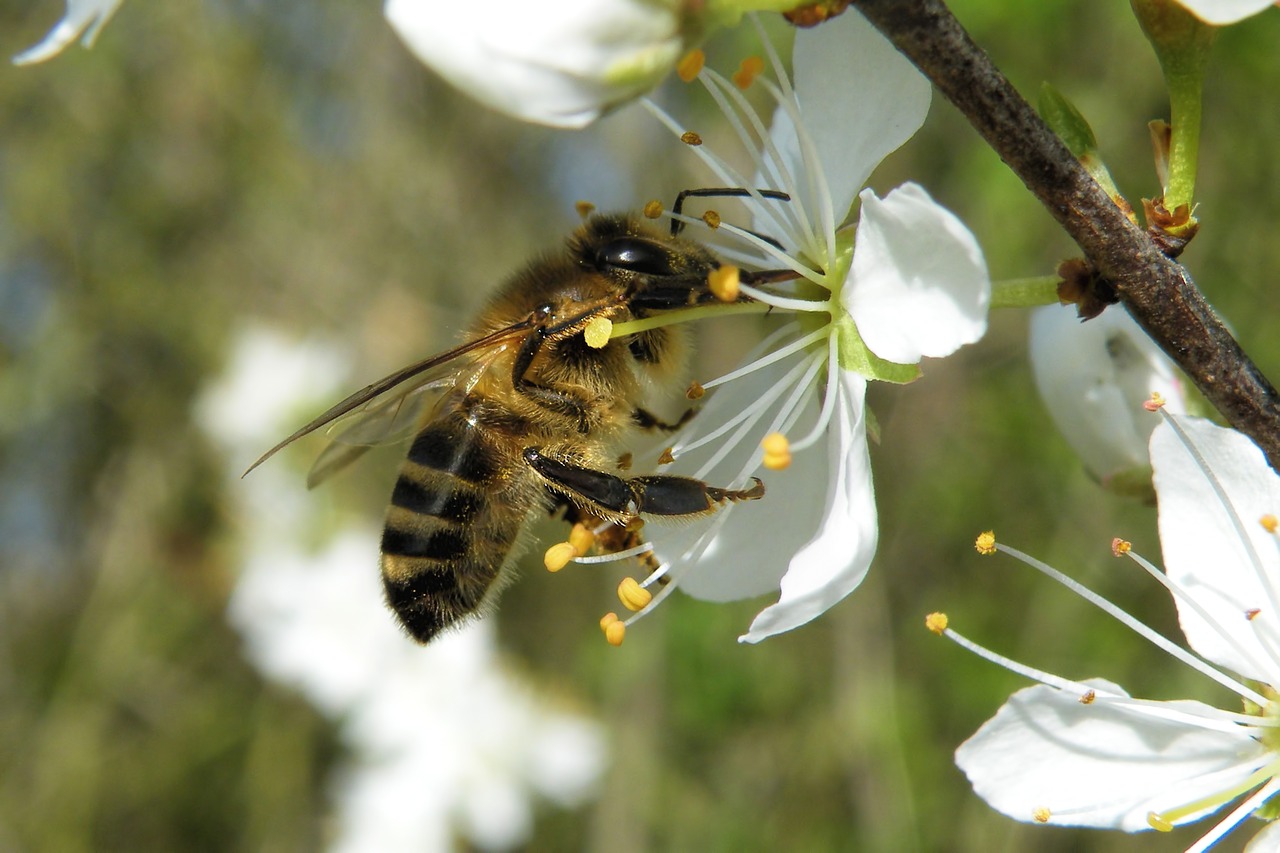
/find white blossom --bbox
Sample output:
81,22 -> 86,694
951,413 -> 1280,849
384,0 -> 724,128
1029,303 -> 1187,484
585,11 -> 989,643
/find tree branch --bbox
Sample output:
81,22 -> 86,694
849,0 -> 1280,468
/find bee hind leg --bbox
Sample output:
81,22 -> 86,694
523,448 -> 763,520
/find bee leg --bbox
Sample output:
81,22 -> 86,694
510,324 -> 593,432
631,406 -> 695,433
523,448 -> 764,519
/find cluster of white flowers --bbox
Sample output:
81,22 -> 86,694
943,412 -> 1280,850
196,326 -> 606,853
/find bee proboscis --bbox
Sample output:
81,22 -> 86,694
247,202 -> 795,643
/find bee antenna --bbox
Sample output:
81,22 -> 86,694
668,187 -> 791,238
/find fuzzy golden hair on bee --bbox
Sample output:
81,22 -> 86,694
246,204 -> 791,643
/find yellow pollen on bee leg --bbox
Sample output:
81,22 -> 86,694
680,131 -> 703,146
643,199 -> 664,219
618,577 -> 653,612
1111,538 -> 1131,557
569,523 -> 595,555
975,531 -> 997,555
676,49 -> 705,82
584,316 -> 613,348
708,265 -> 740,302
761,432 -> 792,470
1143,392 -> 1167,412
924,612 -> 949,635
1032,807 -> 1052,824
544,542 -> 581,572
575,200 -> 596,219
1262,514 -> 1278,534
732,55 -> 765,89
1147,812 -> 1174,832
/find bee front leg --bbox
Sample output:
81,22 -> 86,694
523,448 -> 763,519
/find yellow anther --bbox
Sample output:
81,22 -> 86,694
686,380 -> 705,400
643,199 -> 664,219
600,611 -> 619,631
1143,391 -> 1167,412
708,265 -> 740,302
975,531 -> 997,555
618,577 -> 653,612
658,447 -> 675,465
676,49 -> 705,82
1262,514 -> 1278,534
924,612 -> 949,635
1079,690 -> 1096,705
1111,538 -> 1131,557
732,55 -> 765,89
1032,807 -> 1052,824
701,209 -> 721,229
680,131 -> 703,146
761,432 -> 792,470
1147,811 -> 1174,832
575,200 -> 596,219
605,619 -> 626,646
1247,608 -> 1263,621
569,523 -> 595,555
584,316 -> 613,348
544,542 -> 578,573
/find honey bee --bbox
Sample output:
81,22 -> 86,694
247,199 -> 793,643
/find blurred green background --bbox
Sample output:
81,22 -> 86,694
2,0 -> 1278,850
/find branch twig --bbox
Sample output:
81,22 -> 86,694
849,0 -> 1280,468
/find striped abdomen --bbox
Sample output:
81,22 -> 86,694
380,405 -> 527,643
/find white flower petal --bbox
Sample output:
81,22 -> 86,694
649,348 -> 829,602
13,0 -> 123,65
740,372 -> 876,643
845,183 -> 990,364
1176,0 -> 1277,25
1030,303 -> 1187,481
791,9 -> 932,221
385,0 -> 684,127
1151,416 -> 1280,682
956,679 -> 1270,831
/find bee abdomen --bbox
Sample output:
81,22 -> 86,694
380,411 -> 521,644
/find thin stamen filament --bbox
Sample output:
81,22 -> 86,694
675,354 -> 813,458
1124,549 -> 1280,686
573,542 -> 654,564
786,333 -> 840,453
997,543 -> 1270,707
608,301 -> 772,339
700,326 -> 828,391
1171,764 -> 1280,851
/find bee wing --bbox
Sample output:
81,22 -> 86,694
302,374 -> 456,490
242,312 -> 542,479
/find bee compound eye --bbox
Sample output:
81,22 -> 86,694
596,237 -> 677,277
